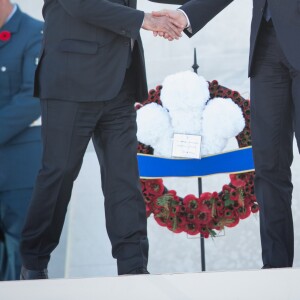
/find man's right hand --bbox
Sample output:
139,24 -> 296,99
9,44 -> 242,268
151,9 -> 189,40
142,13 -> 184,41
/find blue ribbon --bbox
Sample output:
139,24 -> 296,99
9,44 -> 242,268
137,147 -> 254,178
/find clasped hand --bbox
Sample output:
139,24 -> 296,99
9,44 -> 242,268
142,10 -> 188,41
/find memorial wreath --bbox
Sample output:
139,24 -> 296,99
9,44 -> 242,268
136,77 -> 258,238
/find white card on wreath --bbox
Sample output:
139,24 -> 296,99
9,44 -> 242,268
172,133 -> 201,159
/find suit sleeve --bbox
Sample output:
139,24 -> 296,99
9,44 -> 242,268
180,0 -> 234,37
57,0 -> 144,40
0,28 -> 42,146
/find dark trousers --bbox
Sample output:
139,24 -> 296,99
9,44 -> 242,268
251,19 -> 300,267
0,188 -> 33,280
20,71 -> 149,275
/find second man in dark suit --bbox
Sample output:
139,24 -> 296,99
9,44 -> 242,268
154,0 -> 300,269
20,0 -> 184,279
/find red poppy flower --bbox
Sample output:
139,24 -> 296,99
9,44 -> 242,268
229,188 -> 240,201
185,222 -> 200,235
166,215 -> 175,226
145,179 -> 164,196
186,213 -> 196,222
183,194 -> 199,211
168,224 -> 184,233
199,192 -> 212,201
134,103 -> 143,110
199,226 -> 210,238
0,31 -> 11,42
215,200 -> 224,211
171,205 -> 181,214
224,209 -> 234,218
216,210 -> 224,217
166,216 -> 184,233
175,217 -> 187,230
167,190 -> 180,203
225,216 -> 240,228
211,192 -> 219,198
251,204 -> 259,213
179,205 -> 186,214
243,195 -> 252,206
230,174 -> 246,188
238,205 -> 251,219
222,184 -> 231,193
195,211 -> 212,225
154,215 -> 167,227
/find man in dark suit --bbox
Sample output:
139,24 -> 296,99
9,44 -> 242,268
0,0 -> 43,280
154,0 -> 300,269
19,0 -> 184,280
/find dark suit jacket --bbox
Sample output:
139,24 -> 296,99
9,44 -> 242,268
0,7 -> 43,191
180,0 -> 300,76
35,0 -> 149,102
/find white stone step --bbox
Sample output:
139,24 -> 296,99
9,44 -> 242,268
1,268 -> 299,300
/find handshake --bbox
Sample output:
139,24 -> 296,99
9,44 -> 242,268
142,10 -> 188,41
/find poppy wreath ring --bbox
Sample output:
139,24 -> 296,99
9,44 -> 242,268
136,80 -> 259,237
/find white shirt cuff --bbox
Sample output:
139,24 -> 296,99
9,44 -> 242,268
177,9 -> 191,29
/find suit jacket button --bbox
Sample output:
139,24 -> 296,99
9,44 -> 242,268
1,66 -> 6,72
121,30 -> 126,35
261,7 -> 264,13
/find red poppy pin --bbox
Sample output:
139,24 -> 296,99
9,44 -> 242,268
0,31 -> 11,42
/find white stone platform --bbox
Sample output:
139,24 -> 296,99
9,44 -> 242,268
1,268 -> 299,300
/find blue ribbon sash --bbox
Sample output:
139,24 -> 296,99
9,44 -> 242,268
137,147 -> 254,178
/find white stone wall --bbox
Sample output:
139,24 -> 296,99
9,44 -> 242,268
14,0 -> 300,278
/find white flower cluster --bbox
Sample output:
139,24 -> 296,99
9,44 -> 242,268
137,70 -> 245,157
